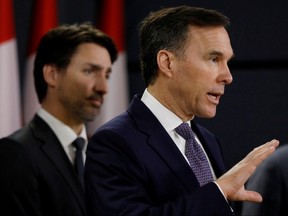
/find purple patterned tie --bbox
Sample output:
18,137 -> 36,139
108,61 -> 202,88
175,123 -> 214,186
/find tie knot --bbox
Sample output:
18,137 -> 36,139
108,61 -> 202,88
175,123 -> 194,140
72,137 -> 85,151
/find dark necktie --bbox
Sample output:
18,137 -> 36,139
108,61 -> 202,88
72,137 -> 85,187
175,123 -> 214,186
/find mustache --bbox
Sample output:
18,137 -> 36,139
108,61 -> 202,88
87,92 -> 104,101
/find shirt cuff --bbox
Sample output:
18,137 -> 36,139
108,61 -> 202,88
213,181 -> 234,213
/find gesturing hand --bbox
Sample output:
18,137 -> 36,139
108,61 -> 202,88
216,139 -> 279,202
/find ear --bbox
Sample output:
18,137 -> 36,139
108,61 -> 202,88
157,50 -> 174,78
43,64 -> 58,87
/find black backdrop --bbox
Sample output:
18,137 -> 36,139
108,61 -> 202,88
13,0 -> 288,176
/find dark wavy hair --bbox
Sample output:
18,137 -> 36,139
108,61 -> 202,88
34,23 -> 118,103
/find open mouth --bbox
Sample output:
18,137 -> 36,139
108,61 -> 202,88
207,92 -> 222,104
208,93 -> 219,99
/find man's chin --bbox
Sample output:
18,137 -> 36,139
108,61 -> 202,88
198,110 -> 216,119
82,110 -> 101,122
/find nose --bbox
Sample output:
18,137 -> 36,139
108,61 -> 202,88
219,64 -> 233,85
94,73 -> 108,95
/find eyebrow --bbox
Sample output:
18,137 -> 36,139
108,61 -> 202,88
209,50 -> 235,61
86,63 -> 112,73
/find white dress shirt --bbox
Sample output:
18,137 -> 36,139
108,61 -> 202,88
37,108 -> 88,165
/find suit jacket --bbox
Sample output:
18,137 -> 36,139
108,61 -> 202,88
241,144 -> 288,216
0,115 -> 86,216
85,95 -> 234,216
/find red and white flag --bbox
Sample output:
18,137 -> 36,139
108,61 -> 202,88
23,0 -> 58,124
0,0 -> 21,137
87,0 -> 129,136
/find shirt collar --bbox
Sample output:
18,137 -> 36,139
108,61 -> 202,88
37,108 -> 88,149
141,88 -> 189,132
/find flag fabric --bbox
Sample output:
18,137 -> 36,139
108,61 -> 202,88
0,0 -> 21,138
87,0 -> 129,136
23,0 -> 58,124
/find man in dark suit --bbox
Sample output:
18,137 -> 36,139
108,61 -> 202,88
241,144 -> 288,216
84,6 -> 279,215
0,23 -> 117,216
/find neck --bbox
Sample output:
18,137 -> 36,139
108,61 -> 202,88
41,102 -> 84,135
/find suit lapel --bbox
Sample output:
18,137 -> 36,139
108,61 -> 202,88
191,122 -> 227,177
128,96 -> 200,191
30,115 -> 86,212
148,127 -> 200,190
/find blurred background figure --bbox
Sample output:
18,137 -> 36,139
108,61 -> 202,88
0,23 -> 118,216
241,144 -> 288,216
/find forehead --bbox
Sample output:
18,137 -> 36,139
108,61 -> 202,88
74,43 -> 108,56
71,42 -> 111,64
185,26 -> 234,59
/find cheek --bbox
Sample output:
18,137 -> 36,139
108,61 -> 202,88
74,81 -> 91,96
60,80 -> 88,101
185,79 -> 206,109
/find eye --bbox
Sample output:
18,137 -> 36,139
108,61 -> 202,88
83,68 -> 93,75
105,71 -> 111,80
211,56 -> 219,63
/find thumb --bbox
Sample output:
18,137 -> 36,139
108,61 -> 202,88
243,190 -> 263,203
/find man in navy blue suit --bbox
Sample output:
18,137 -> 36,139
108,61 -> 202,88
85,6 -> 279,215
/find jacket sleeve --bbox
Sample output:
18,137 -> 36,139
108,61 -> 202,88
0,138 -> 42,216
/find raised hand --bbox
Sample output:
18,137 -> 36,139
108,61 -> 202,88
216,139 -> 279,202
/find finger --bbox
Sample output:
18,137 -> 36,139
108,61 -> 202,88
243,190 -> 263,203
251,139 -> 279,165
245,139 -> 279,163
234,139 -> 279,179
254,139 -> 279,152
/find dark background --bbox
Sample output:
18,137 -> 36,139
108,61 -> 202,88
13,0 -> 288,196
